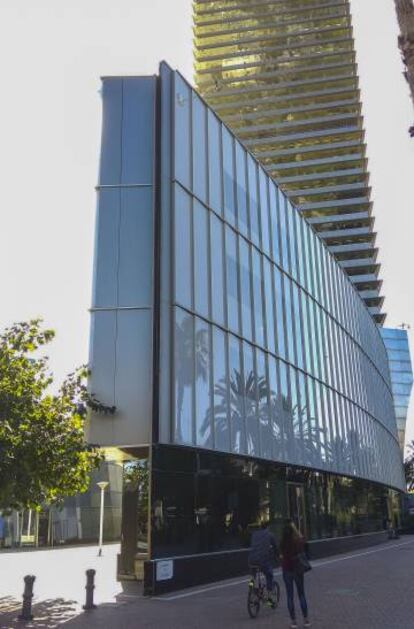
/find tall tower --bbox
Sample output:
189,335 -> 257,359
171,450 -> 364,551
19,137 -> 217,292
194,0 -> 385,324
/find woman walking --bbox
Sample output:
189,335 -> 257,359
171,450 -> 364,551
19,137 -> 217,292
279,520 -> 311,628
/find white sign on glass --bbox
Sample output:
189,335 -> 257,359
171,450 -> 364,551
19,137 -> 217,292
156,559 -> 174,581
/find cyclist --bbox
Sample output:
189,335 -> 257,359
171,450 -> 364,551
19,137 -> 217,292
248,520 -> 278,595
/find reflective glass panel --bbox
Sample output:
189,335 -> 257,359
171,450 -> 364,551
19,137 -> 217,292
258,168 -> 270,256
192,93 -> 207,203
247,155 -> 260,247
207,110 -> 222,216
239,237 -> 253,342
244,342 -> 259,455
210,214 -> 225,325
269,182 -> 280,265
193,200 -> 209,317
235,141 -> 248,237
213,326 -> 229,451
292,284 -> 304,370
283,276 -> 295,365
257,349 -> 271,459
279,191 -> 289,273
279,361 -> 294,461
263,258 -> 275,354
222,126 -> 236,226
252,249 -> 264,347
174,185 -> 192,309
174,75 -> 191,189
229,334 -> 245,453
268,356 -> 283,461
274,267 -> 286,360
195,317 -> 212,447
287,201 -> 298,281
174,308 -> 194,444
225,226 -> 240,333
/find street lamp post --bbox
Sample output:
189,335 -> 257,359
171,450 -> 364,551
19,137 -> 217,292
97,481 -> 109,557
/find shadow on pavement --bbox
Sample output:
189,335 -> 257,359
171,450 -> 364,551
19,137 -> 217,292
0,598 -> 79,628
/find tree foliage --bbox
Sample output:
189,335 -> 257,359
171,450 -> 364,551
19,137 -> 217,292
404,440 -> 414,490
0,319 -> 114,511
394,0 -> 414,134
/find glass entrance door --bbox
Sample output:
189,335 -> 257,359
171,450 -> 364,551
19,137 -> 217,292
287,483 -> 307,536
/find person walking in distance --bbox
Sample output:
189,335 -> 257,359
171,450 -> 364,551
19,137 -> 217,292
279,520 -> 311,628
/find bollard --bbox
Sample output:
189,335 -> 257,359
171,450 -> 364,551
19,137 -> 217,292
83,569 -> 97,611
18,575 -> 36,621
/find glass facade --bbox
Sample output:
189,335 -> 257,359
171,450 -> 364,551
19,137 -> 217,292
380,328 -> 413,452
90,67 -> 406,587
171,70 -> 403,491
151,446 -> 399,559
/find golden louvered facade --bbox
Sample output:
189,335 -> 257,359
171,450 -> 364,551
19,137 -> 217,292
194,0 -> 385,324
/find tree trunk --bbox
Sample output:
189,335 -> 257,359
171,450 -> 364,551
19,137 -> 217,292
394,0 -> 414,114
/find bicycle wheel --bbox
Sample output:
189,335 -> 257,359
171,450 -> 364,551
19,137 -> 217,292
247,585 -> 261,618
271,580 -> 281,608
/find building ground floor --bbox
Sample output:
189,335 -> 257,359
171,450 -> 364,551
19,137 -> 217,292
116,444 -> 402,594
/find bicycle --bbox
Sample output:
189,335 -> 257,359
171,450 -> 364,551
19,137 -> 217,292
247,565 -> 281,619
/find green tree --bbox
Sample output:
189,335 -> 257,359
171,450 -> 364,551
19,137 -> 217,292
404,440 -> 414,490
0,319 -> 114,510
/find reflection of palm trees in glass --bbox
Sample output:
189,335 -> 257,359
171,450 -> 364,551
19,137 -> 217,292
270,396 -> 324,467
325,435 -> 353,472
175,315 -> 208,442
195,345 -> 367,475
203,369 -> 323,462
202,368 -> 266,453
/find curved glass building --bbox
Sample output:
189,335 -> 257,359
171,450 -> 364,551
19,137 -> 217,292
380,327 -> 413,452
87,63 -> 404,594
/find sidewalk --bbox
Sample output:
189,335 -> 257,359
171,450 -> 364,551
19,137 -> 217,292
0,543 -> 121,627
1,537 -> 414,628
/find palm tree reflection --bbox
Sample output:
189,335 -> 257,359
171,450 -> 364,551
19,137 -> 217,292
175,313 -> 371,475
175,314 -> 209,443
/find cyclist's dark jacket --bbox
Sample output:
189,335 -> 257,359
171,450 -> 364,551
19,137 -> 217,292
249,529 -> 278,566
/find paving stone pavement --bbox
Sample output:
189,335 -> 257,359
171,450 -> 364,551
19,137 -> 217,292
1,537 -> 413,628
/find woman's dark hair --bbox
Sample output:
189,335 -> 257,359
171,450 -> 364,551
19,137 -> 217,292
280,519 -> 300,552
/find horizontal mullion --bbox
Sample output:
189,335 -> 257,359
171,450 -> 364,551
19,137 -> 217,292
340,258 -> 379,269
307,210 -> 372,224
224,98 -> 360,123
235,112 -> 361,135
249,140 -> 365,158
212,86 -> 360,114
322,226 -> 375,238
329,242 -> 375,254
201,61 -> 356,90
208,74 -> 358,100
195,36 -> 353,63
195,24 -> 353,51
245,125 -> 363,147
194,0 -> 346,18
195,1 -> 347,25
299,196 -> 371,211
288,181 -> 368,197
277,167 -> 367,184
196,49 -> 356,77
195,11 -> 349,40
266,153 -> 367,170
